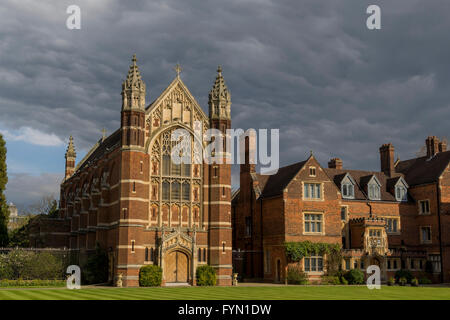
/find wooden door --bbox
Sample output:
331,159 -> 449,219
165,251 -> 177,283
164,251 -> 189,283
177,251 -> 188,283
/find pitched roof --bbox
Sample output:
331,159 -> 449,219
257,161 -> 307,198
324,168 -> 399,201
395,151 -> 450,186
74,129 -> 121,173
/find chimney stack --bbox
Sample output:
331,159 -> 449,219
328,158 -> 343,170
426,136 -> 440,158
240,133 -> 256,174
379,143 -> 395,177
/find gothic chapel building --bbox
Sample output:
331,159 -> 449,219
51,56 -> 232,286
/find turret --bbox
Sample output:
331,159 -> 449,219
121,55 -> 146,148
208,66 -> 231,121
65,135 -> 76,180
207,66 -> 232,286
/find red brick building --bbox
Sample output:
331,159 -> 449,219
39,56 -> 233,287
232,136 -> 450,283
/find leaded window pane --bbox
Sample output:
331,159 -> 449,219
162,181 -> 170,200
182,183 -> 190,201
172,182 -> 180,200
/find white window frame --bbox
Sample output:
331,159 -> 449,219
309,166 -> 316,177
394,178 -> 409,202
341,174 -> 356,199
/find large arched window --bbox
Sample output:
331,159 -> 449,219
152,127 -> 202,227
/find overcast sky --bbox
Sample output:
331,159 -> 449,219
1,0 -> 449,209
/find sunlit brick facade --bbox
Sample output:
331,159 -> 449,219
233,136 -> 450,283
49,57 -> 233,287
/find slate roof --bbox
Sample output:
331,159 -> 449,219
75,129 -> 121,173
395,151 -> 450,186
324,168 -> 400,202
255,161 -> 307,198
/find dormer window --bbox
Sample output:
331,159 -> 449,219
341,174 -> 355,199
367,176 -> 381,200
394,178 -> 408,202
395,185 -> 407,201
368,184 -> 380,200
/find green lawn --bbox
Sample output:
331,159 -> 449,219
0,285 -> 449,300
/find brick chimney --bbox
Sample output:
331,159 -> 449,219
426,136 -> 440,157
328,158 -> 343,170
379,143 -> 395,177
439,141 -> 447,153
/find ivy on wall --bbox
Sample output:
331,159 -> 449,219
284,241 -> 341,262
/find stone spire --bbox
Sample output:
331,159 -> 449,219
65,136 -> 76,179
121,54 -> 146,111
65,135 -> 76,159
208,66 -> 231,119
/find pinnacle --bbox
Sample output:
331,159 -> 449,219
66,135 -> 76,158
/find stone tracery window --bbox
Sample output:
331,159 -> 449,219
152,127 -> 202,227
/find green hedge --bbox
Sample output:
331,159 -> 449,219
321,276 -> 341,285
139,265 -> 162,287
287,265 -> 308,285
0,279 -> 65,288
196,265 -> 216,286
394,269 -> 413,284
0,249 -> 65,280
344,269 -> 364,284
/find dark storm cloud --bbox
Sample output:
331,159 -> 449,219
1,0 -> 450,202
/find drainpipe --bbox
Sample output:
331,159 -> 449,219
366,202 -> 373,217
436,183 -> 444,283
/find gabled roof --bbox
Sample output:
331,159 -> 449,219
257,161 -> 307,198
396,150 -> 450,186
360,174 -> 381,188
324,168 -> 399,202
145,76 -> 209,122
334,172 -> 356,188
386,176 -> 408,190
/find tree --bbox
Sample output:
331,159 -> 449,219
0,134 -> 8,246
24,194 -> 59,217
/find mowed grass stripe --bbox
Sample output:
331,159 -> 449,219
1,286 -> 450,300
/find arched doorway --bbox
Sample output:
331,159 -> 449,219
164,250 -> 189,283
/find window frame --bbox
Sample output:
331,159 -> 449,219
418,200 -> 431,215
303,182 -> 323,201
304,256 -> 324,273
420,226 -> 432,244
303,212 -> 324,235
385,217 -> 400,234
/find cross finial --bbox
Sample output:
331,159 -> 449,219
174,63 -> 182,77
132,54 -> 137,65
217,65 -> 222,74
